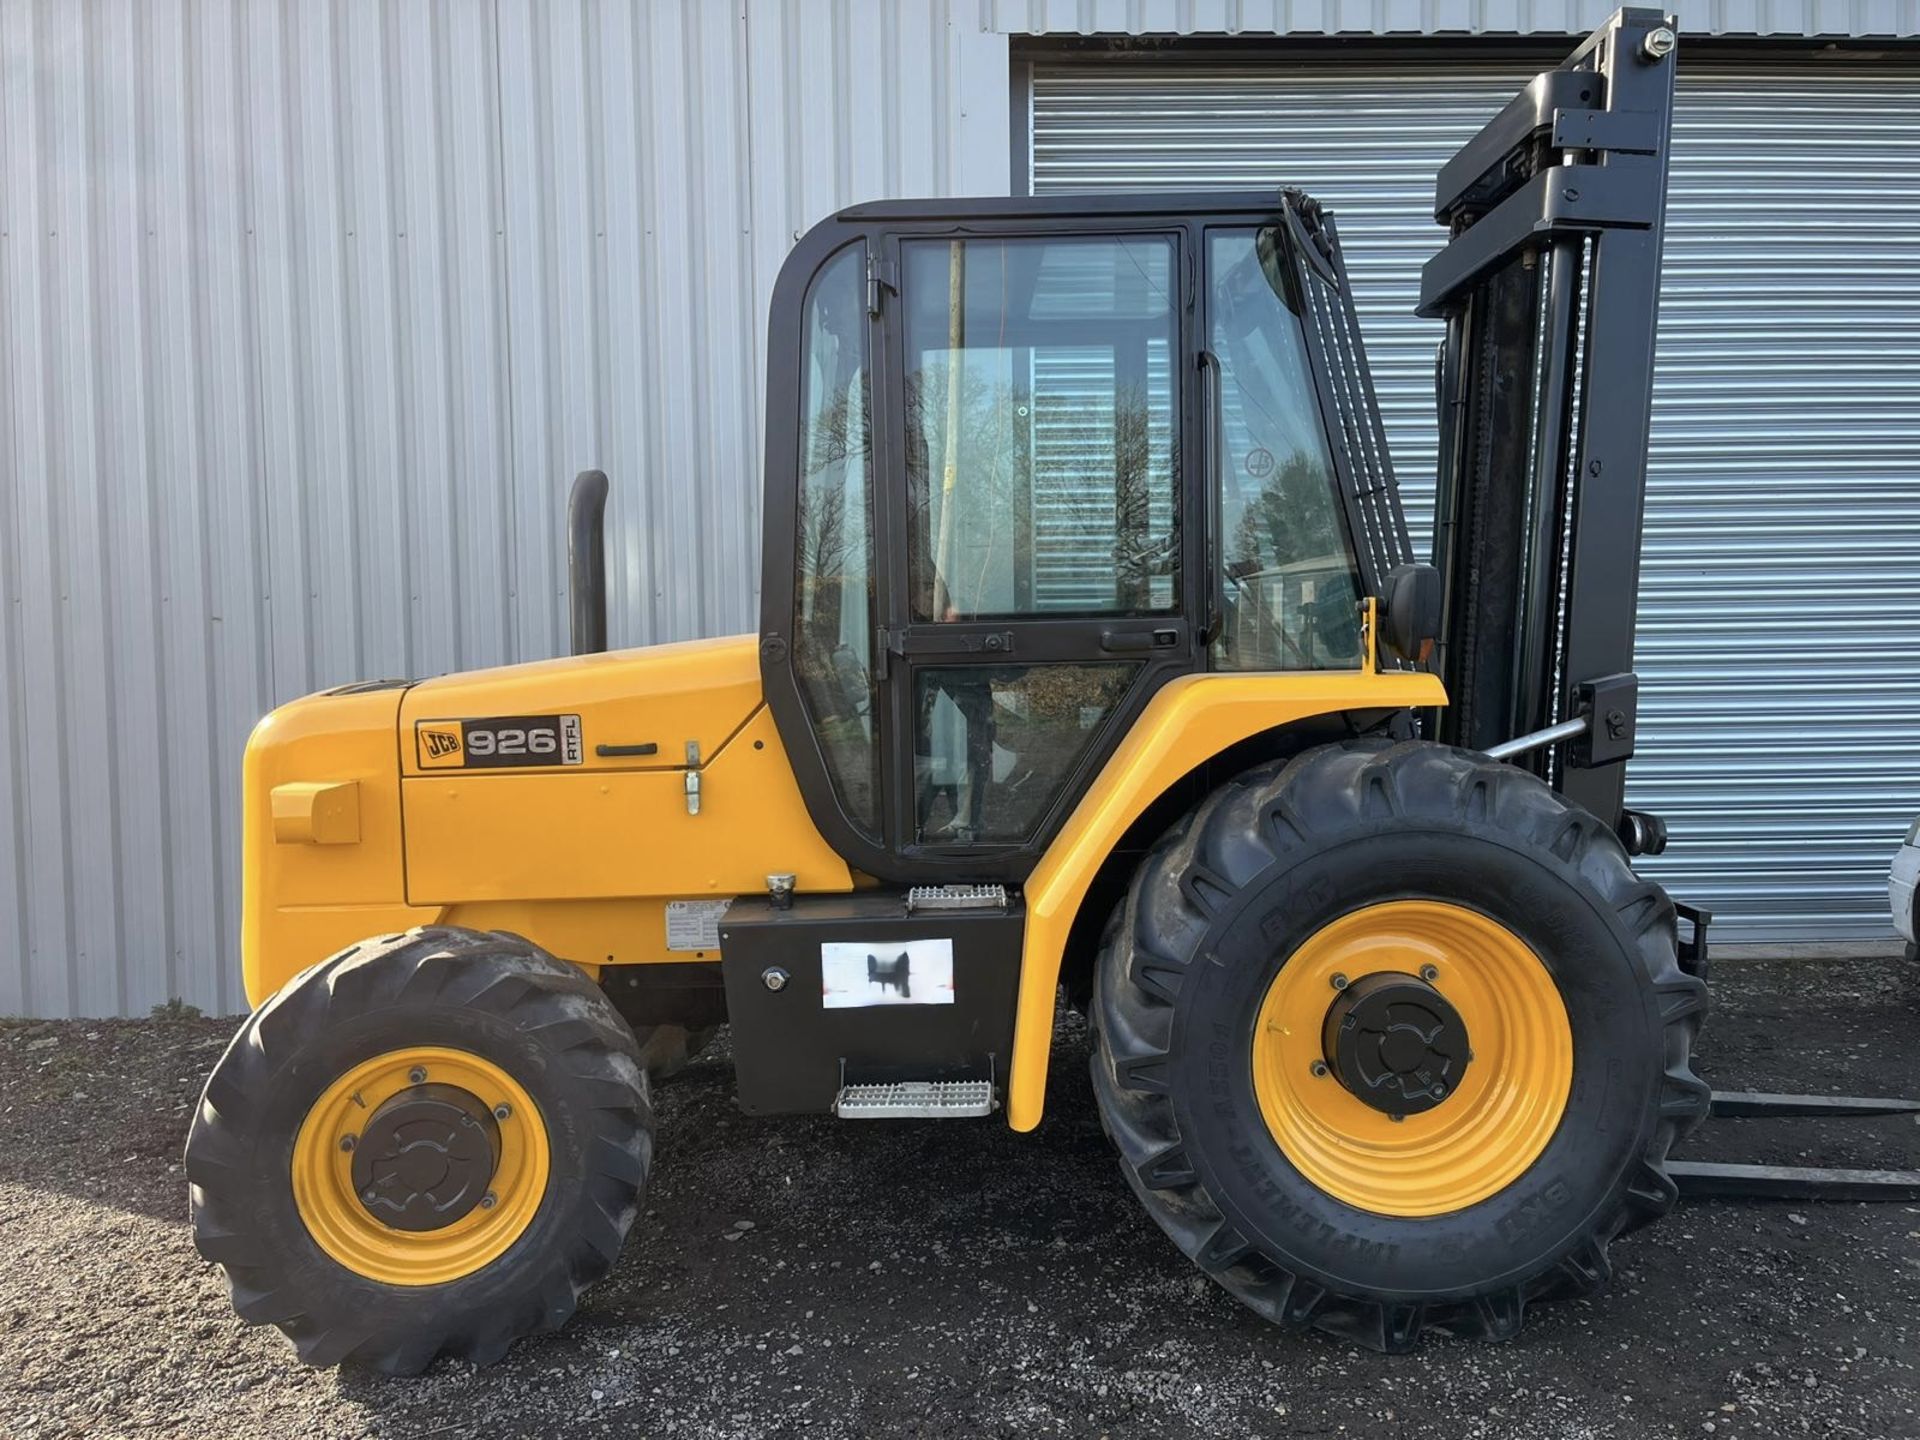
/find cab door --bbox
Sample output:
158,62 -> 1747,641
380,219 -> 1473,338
873,226 -> 1196,869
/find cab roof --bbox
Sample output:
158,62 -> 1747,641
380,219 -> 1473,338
833,191 -> 1298,223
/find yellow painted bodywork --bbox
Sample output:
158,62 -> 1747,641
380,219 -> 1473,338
270,781 -> 362,845
398,634 -> 766,776
242,687 -> 431,1004
243,636 -> 851,1005
403,702 -> 849,905
1005,665 -> 1447,1131
1250,901 -> 1572,1216
246,624 -> 1449,1133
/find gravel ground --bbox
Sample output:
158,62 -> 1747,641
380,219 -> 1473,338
2,956 -> 1917,1440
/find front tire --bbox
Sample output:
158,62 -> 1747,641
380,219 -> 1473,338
1090,739 -> 1708,1351
185,927 -> 653,1374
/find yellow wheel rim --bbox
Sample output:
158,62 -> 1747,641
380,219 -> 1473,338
291,1047 -> 549,1286
1250,901 -> 1573,1218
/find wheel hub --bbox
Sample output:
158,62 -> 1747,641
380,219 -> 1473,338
351,1083 -> 501,1231
1321,971 -> 1471,1117
1251,899 -> 1574,1217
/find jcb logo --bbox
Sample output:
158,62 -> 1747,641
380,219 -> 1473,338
416,714 -> 583,769
416,723 -> 465,768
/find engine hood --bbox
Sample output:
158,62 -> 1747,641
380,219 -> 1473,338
398,634 -> 762,775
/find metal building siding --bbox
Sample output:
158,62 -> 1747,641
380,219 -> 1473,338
0,0 -> 1009,1018
991,0 -> 1919,37
1030,54 -> 1920,941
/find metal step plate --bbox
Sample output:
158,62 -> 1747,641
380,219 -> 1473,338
834,1079 -> 996,1119
905,884 -> 1008,912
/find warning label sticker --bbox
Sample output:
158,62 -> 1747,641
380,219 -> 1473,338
821,938 -> 955,1008
665,899 -> 731,952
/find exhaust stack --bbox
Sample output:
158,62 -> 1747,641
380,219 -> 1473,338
568,469 -> 610,656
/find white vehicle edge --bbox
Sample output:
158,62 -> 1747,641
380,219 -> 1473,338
1890,817 -> 1920,958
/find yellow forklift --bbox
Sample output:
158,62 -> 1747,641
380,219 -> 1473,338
187,9 -> 1919,1372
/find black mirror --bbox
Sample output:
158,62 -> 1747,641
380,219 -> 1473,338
1382,563 -> 1442,665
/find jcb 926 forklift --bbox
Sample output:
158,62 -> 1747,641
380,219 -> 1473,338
186,9 -> 1919,1372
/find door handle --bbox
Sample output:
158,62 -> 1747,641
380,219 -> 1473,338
887,628 -> 1016,658
1100,628 -> 1180,653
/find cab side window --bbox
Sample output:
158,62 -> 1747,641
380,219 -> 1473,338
793,246 -> 879,836
902,235 -> 1179,621
1207,227 -> 1362,670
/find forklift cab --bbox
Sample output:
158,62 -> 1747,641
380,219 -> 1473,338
759,196 -> 1412,888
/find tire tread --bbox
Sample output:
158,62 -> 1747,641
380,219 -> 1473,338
1089,739 -> 1708,1352
185,926 -> 654,1375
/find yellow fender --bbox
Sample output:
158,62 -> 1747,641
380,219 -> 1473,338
1007,667 -> 1447,1131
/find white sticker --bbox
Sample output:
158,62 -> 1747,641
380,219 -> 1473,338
665,899 -> 731,951
821,938 -> 955,1008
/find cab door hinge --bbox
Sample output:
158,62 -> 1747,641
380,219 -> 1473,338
866,253 -> 897,316
685,740 -> 702,815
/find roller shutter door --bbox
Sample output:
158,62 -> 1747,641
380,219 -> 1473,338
1030,55 -> 1920,943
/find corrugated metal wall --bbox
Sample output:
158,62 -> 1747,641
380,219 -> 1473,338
992,0 -> 1918,38
1031,53 -> 1920,940
4,2 -> 1912,1018
0,0 -> 1008,1018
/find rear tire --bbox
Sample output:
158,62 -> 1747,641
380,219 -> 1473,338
185,927 -> 653,1374
1090,738 -> 1708,1351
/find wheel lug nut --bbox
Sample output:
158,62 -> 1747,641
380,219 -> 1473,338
493,1103 -> 512,1121
1310,1060 -> 1330,1078
363,1189 -> 379,1203
339,1134 -> 356,1152
1330,973 -> 1349,991
408,1066 -> 428,1084
1420,964 -> 1439,983
479,1192 -> 497,1210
